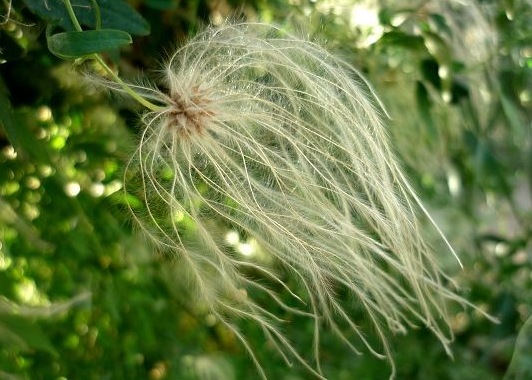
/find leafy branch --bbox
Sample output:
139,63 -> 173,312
46,0 -> 163,111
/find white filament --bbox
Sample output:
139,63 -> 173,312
124,22 -> 489,379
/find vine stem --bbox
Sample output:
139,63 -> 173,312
92,55 -> 164,112
62,0 -> 164,112
63,0 -> 82,32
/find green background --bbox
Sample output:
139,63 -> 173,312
1,0 -> 531,379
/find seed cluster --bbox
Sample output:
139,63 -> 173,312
166,86 -> 214,137
125,23 -> 492,380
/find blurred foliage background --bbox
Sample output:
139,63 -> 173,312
1,0 -> 531,379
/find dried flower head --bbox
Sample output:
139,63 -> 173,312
124,22 -> 487,379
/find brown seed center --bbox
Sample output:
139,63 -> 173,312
167,86 -> 214,136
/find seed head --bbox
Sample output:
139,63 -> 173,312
165,85 -> 215,137
124,22 -> 491,379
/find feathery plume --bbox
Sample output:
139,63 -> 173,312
124,22 -> 482,379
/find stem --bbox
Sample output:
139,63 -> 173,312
93,54 -> 164,112
63,0 -> 82,32
62,0 -> 164,112
90,0 -> 101,30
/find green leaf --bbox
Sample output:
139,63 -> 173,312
0,314 -> 57,355
22,0 -> 150,36
47,29 -> 132,59
500,91 -> 526,141
0,76 -> 18,146
143,0 -> 177,10
429,14 -> 453,38
0,76 -> 51,164
422,31 -> 453,97
422,31 -> 451,65
378,31 -> 425,51
415,81 -> 437,140
503,314 -> 532,380
473,137 -> 512,194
